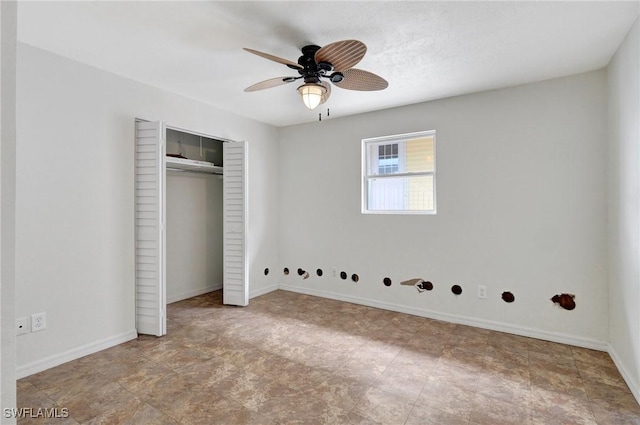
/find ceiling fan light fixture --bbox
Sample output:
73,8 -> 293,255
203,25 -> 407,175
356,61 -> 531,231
297,83 -> 327,110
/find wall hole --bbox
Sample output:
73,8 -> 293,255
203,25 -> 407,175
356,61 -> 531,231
451,285 -> 462,295
264,268 -> 269,276
383,277 -> 392,286
340,271 -> 347,280
283,267 -> 289,275
421,281 -> 434,291
297,268 -> 305,276
501,291 -> 515,303
351,274 -> 359,283
316,268 -> 323,277
551,293 -> 575,310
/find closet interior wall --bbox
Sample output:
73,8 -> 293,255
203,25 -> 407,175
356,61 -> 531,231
165,129 -> 224,303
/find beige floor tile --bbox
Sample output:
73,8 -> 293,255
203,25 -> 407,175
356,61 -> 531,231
309,373 -> 372,411
527,338 -> 573,356
401,333 -> 448,356
370,366 -> 428,401
115,362 -> 176,400
468,392 -> 530,425
174,356 -> 241,392
453,325 -> 492,337
389,348 -> 439,375
120,403 -> 180,425
529,350 -> 579,373
487,332 -> 531,354
571,347 -> 616,368
445,334 -> 490,355
430,364 -> 482,394
529,386 -> 598,424
419,378 -> 476,420
584,380 -> 634,404
57,382 -> 142,423
577,359 -> 633,391
406,403 -> 470,425
335,343 -> 398,384
225,369 -> 293,411
590,398 -> 640,425
438,346 -> 487,372
17,380 -> 56,409
330,411 -> 384,425
476,373 -> 531,406
484,344 -> 529,368
482,357 -> 531,384
351,387 -> 415,424
142,373 -> 195,412
530,366 -> 588,398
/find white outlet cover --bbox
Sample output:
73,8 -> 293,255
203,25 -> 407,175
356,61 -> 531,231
31,312 -> 46,332
477,286 -> 487,299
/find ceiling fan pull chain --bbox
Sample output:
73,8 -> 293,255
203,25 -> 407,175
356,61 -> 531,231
327,108 -> 330,117
318,113 -> 322,122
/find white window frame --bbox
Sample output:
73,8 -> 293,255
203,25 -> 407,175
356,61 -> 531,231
361,130 -> 437,215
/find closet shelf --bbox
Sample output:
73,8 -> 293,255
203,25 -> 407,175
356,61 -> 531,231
166,156 -> 223,175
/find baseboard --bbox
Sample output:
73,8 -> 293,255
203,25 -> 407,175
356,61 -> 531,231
167,283 -> 222,304
278,284 -> 608,351
250,284 -> 278,299
608,343 -> 640,404
16,329 -> 138,379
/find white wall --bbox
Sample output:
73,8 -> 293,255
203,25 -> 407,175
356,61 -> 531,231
166,171 -> 223,303
279,70 -> 608,348
1,1 -> 18,421
607,17 -> 640,401
15,43 -> 280,375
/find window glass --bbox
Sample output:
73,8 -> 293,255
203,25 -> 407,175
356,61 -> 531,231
363,131 -> 436,214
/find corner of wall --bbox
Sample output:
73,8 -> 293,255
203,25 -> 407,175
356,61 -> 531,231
609,343 -> 640,404
606,15 -> 640,403
1,0 -> 18,420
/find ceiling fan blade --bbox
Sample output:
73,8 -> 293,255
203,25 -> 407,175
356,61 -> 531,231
320,81 -> 331,104
334,69 -> 388,91
244,77 -> 296,92
315,40 -> 366,71
243,48 -> 302,70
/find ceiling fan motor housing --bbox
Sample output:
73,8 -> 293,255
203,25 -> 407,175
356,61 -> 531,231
297,45 -> 338,85
298,45 -> 322,74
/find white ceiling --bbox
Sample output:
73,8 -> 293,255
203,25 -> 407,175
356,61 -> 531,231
17,1 -> 639,127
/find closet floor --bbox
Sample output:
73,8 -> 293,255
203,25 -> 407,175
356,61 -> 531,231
17,290 -> 640,424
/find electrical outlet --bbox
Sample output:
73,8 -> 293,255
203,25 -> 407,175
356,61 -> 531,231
16,317 -> 29,335
477,286 -> 487,299
31,312 -> 46,332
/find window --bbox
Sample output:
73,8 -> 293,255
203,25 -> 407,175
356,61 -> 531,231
362,130 -> 436,214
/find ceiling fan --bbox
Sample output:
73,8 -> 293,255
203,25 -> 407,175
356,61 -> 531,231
243,40 -> 388,111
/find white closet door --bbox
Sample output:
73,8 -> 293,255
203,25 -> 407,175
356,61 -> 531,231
135,121 -> 166,335
223,141 -> 248,306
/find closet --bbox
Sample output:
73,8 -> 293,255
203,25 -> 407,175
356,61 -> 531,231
134,120 -> 248,337
165,129 -> 223,306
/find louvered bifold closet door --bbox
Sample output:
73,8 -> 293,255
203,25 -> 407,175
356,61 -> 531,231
223,141 -> 248,306
135,121 -> 166,336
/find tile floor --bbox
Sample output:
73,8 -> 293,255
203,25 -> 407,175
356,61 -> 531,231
17,290 -> 640,424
